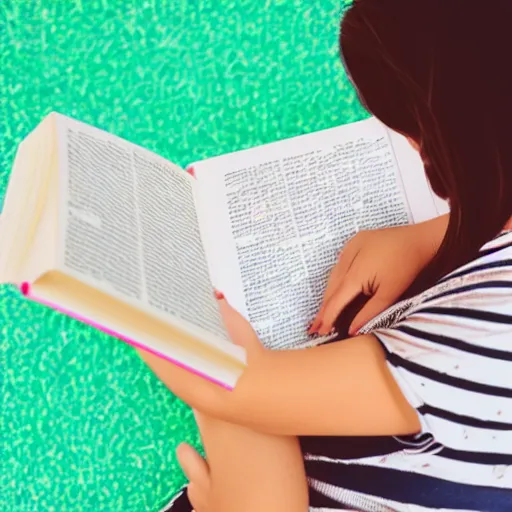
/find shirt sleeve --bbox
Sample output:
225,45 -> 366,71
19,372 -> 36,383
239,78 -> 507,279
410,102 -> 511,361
369,280 -> 512,456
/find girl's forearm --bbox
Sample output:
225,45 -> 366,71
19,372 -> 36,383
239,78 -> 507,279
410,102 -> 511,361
139,306 -> 421,438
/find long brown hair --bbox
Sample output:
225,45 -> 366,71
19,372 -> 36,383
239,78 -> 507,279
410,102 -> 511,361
340,0 -> 512,293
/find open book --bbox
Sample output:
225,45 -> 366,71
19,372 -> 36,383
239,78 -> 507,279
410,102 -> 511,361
0,113 -> 448,389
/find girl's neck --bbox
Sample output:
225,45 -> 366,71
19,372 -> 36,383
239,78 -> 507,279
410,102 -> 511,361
504,217 -> 512,231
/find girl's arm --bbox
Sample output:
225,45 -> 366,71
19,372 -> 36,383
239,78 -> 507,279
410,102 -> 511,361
226,334 -> 420,436
139,300 -> 421,437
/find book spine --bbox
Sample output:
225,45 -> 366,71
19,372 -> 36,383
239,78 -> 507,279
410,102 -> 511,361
19,282 -> 233,391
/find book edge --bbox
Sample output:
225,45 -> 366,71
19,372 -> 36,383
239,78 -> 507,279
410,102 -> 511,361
20,282 -> 234,391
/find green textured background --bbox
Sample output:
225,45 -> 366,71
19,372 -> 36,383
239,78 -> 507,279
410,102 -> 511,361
0,1 -> 366,510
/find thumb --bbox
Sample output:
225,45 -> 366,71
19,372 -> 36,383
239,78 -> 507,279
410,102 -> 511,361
216,293 -> 263,352
348,293 -> 393,336
176,443 -> 210,487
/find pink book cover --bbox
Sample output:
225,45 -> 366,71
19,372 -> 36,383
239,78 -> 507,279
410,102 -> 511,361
20,281 -> 233,390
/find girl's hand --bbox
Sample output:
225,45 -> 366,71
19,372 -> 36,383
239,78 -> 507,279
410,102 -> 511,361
310,214 -> 448,336
137,295 -> 270,424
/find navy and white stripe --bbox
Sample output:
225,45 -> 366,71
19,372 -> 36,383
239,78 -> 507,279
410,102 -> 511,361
304,231 -> 512,511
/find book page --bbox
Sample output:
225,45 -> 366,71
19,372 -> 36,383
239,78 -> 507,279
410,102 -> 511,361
53,115 -> 234,354
193,118 -> 440,350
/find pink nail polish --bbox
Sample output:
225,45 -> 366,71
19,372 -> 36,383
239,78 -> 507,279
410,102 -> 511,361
214,290 -> 224,300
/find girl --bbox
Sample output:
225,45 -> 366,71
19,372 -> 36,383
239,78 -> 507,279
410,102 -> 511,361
143,1 -> 512,510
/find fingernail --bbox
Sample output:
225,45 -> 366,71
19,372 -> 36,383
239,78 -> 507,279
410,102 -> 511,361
319,324 -> 334,336
214,290 -> 224,300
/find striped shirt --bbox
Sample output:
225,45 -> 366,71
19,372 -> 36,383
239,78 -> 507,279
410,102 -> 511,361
302,231 -> 512,512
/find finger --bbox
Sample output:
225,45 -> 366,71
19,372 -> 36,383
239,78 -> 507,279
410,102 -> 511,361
310,245 -> 360,333
216,295 -> 262,351
325,243 -> 360,304
177,443 -> 210,490
348,292 -> 395,336
317,280 -> 361,335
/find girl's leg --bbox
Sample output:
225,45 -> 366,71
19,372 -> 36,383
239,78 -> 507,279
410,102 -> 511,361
178,413 -> 309,512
